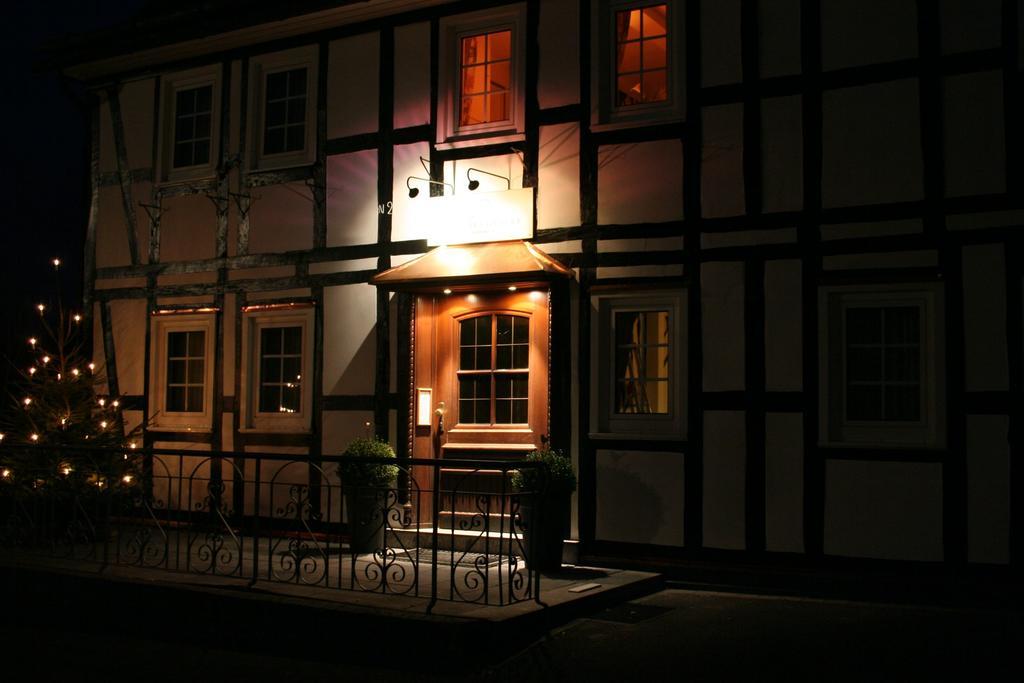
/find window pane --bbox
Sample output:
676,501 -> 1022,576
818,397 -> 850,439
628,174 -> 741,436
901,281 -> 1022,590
884,386 -> 921,421
846,348 -> 882,382
259,385 -> 279,414
282,357 -> 302,384
489,62 -> 510,90
614,310 -> 670,414
266,100 -> 286,127
476,316 -> 491,345
513,316 -> 528,342
266,71 -> 287,99
261,328 -> 282,354
617,9 -> 642,41
642,70 -> 668,102
262,357 -> 281,383
885,307 -> 920,343
460,95 -> 486,125
168,331 -> 188,357
617,74 -> 642,107
475,347 -> 491,369
264,127 -> 285,155
187,387 -> 204,412
496,346 -> 511,369
462,65 -> 487,94
618,42 -> 641,74
512,345 -> 528,369
167,386 -> 186,412
192,140 -> 210,166
285,125 -> 305,152
187,331 -> 205,356
280,385 -> 301,413
488,92 -> 509,121
488,30 -> 511,61
187,358 -> 205,384
176,89 -> 195,116
195,85 -> 212,112
461,34 -> 486,65
846,308 -> 882,344
283,326 -> 302,354
642,5 -> 668,37
288,99 -> 306,124
846,385 -> 883,421
885,348 -> 920,382
167,359 -> 186,384
497,316 -> 512,343
643,37 -> 667,70
194,112 -> 211,139
289,68 -> 307,95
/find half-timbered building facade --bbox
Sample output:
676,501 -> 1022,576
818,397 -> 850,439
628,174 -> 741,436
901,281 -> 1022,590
61,0 -> 1021,573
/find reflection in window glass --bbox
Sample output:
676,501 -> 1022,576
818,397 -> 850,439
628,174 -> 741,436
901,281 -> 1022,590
614,310 -> 670,414
173,85 -> 212,168
258,326 -> 303,414
166,330 -> 205,412
460,30 -> 512,126
845,306 -> 921,422
263,67 -> 307,155
615,4 -> 668,106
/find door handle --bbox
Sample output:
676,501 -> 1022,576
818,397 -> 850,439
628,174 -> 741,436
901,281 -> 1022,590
435,402 -> 446,436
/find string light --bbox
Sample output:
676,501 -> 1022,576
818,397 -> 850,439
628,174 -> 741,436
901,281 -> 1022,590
98,398 -> 106,407
41,356 -> 50,365
122,474 -> 133,484
28,367 -> 36,376
36,304 -> 45,314
52,258 -> 61,268
29,434 -> 39,442
111,400 -> 120,408
61,465 -> 72,476
56,373 -> 62,381
88,363 -> 96,371
23,397 -> 32,406
99,421 -> 108,429
28,337 -> 37,347
71,368 -> 80,377
73,314 -> 82,323
0,433 -> 5,442
1,469 -> 10,479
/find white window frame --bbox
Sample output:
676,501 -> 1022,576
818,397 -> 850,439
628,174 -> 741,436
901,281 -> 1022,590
591,290 -> 686,438
148,312 -> 217,431
437,4 -> 527,149
240,304 -> 315,433
158,65 -> 222,184
819,283 -> 946,448
249,45 -> 318,171
591,0 -> 685,131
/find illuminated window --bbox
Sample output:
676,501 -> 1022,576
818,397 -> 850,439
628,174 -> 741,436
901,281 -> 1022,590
149,312 -> 216,430
459,30 -> 512,127
821,285 -> 945,446
614,310 -> 670,414
614,4 -> 668,107
592,1 -> 684,129
241,305 -> 315,432
159,65 -> 220,183
249,46 -> 318,170
457,314 -> 529,425
593,292 -> 685,437
438,6 -> 526,147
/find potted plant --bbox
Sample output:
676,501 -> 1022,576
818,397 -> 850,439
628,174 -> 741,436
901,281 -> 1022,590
337,437 -> 398,554
511,448 -> 577,571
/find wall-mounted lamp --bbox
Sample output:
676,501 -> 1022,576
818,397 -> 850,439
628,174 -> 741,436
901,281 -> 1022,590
406,176 -> 454,198
466,168 -> 511,192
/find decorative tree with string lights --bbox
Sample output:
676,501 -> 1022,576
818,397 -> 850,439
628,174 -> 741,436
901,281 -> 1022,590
0,258 -> 142,496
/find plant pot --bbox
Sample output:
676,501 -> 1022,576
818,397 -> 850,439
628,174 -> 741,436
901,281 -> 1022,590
344,485 -> 391,554
518,490 -> 570,571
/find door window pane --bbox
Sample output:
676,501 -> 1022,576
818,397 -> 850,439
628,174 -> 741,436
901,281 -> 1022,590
457,313 -> 530,424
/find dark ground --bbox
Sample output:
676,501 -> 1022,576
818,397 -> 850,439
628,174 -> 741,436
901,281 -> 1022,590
5,587 -> 1020,682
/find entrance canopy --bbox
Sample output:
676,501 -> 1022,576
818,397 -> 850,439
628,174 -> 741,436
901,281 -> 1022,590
371,240 -> 573,292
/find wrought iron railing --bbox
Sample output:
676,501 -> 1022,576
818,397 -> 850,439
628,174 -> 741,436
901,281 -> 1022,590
0,445 -> 550,611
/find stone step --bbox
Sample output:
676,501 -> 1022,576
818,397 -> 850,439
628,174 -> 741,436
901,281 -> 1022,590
387,526 -> 527,555
437,509 -> 520,534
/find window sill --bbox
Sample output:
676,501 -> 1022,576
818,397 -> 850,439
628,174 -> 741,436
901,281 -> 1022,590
435,132 -> 525,151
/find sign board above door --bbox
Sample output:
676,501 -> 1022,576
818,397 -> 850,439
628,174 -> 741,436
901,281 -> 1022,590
424,187 -> 533,247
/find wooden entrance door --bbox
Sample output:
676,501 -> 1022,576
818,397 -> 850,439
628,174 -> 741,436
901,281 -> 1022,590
411,288 -> 550,518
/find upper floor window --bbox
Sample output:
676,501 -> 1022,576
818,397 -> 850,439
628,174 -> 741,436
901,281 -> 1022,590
592,290 -> 686,437
149,311 -> 217,431
820,285 -> 945,447
159,65 -> 221,184
438,5 -> 526,149
250,46 -> 318,170
592,1 -> 684,130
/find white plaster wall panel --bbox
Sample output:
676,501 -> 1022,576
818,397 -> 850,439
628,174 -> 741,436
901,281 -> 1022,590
701,0 -> 741,86
322,410 -> 375,521
948,210 -> 1024,231
150,443 -> 211,513
242,445 -> 311,518
327,150 -> 379,247
822,250 -> 938,271
123,411 -> 144,442
221,413 -> 234,452
133,181 -> 154,263
92,302 -> 110,396
538,123 -> 581,230
229,60 -> 242,157
821,0 -> 917,70
962,244 -> 1009,391
96,186 -> 132,268
764,259 -> 802,392
966,415 -> 1010,564
309,258 -> 377,274
702,228 -> 796,250
824,460 -> 943,562
160,194 -> 216,261
98,97 -> 117,175
222,292 -> 236,393
701,261 -> 745,391
323,283 -> 376,396
765,412 -> 803,553
157,272 -> 216,287
822,80 -> 923,208
248,183 -> 314,253
109,299 -> 147,396
758,0 -> 801,78
821,219 -> 923,241
703,411 -> 746,550
248,288 -> 310,302
328,33 -> 380,139
597,140 -> 684,225
391,141 -> 432,242
540,239 -> 582,255
96,277 -> 147,291
595,450 -> 684,547
761,96 -> 802,213
394,22 -> 431,129
941,0 -> 1002,53
445,154 -> 525,193
156,295 -> 215,306
944,71 -> 1005,198
121,79 -> 155,171
702,104 -> 744,218
537,0 -> 579,109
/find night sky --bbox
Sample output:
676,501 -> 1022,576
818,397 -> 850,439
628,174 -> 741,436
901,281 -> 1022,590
1,2 -> 146,384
